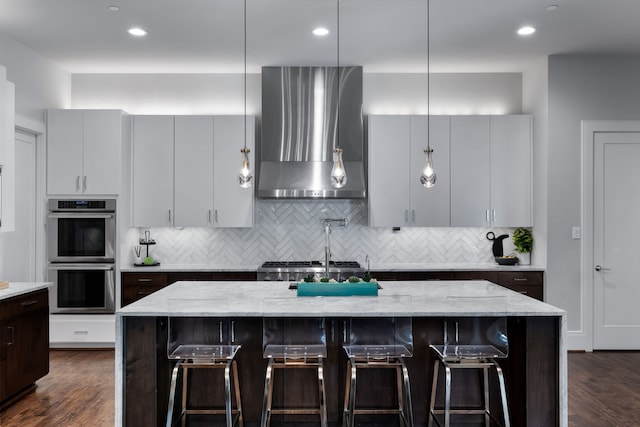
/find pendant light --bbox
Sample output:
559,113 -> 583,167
237,0 -> 252,188
330,0 -> 347,188
420,0 -> 436,188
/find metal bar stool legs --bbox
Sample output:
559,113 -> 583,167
167,358 -> 243,427
428,358 -> 510,427
261,357 -> 328,427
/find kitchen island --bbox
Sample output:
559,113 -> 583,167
116,280 -> 566,426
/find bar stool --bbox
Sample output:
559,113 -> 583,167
166,316 -> 243,427
342,316 -> 414,427
428,317 -> 510,427
261,317 -> 328,427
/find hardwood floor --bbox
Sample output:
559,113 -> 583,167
1,349 -> 639,426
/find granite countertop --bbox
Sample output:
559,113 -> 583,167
117,280 -> 564,318
120,262 -> 543,273
0,282 -> 52,302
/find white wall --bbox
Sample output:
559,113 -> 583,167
71,72 -> 524,115
0,33 -> 71,122
522,58 -> 548,269
547,54 -> 640,349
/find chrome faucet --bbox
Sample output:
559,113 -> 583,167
322,218 -> 348,277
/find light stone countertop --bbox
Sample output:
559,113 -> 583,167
119,262 -> 543,273
117,280 -> 563,318
0,282 -> 52,302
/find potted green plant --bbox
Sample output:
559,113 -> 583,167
512,227 -> 533,265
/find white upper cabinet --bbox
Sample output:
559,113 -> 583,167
174,116 -> 214,228
368,115 -> 450,227
490,115 -> 532,227
450,115 -> 532,227
47,109 -> 126,195
213,116 -> 254,228
410,115 -> 451,227
132,115 -> 174,227
0,69 -> 15,232
132,115 -> 255,228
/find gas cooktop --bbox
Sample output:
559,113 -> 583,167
257,260 -> 364,281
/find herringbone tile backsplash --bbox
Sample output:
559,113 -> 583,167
124,200 -> 515,265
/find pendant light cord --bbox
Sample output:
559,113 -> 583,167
243,0 -> 247,150
426,0 -> 430,151
336,0 -> 340,151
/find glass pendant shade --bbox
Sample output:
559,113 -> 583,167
330,147 -> 347,188
420,148 -> 436,188
238,147 -> 252,188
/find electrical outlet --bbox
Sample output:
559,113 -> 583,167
572,227 -> 581,239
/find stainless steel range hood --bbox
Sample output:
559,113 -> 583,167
259,66 -> 366,198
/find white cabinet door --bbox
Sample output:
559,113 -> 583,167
174,116 -> 214,228
410,115 -> 451,227
213,116 -> 254,228
368,115 -> 411,227
490,115 -> 532,227
82,110 -> 121,195
450,116 -> 491,227
132,116 -> 174,227
47,110 -> 83,194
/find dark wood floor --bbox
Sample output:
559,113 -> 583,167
0,349 -> 639,426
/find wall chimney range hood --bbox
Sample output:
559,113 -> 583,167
258,66 -> 366,198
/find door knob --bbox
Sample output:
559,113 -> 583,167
595,265 -> 611,272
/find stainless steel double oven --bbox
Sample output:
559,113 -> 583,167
47,199 -> 116,314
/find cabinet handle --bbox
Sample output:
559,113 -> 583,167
331,320 -> 335,343
83,176 -> 87,191
76,176 -> 80,192
219,321 -> 224,343
412,209 -> 416,223
215,210 -> 218,224
168,210 -> 172,223
492,209 -> 496,223
136,291 -> 152,296
404,210 -> 409,223
519,291 -> 528,295
6,326 -> 14,345
485,209 -> 490,223
513,278 -> 528,282
231,321 -> 236,343
20,300 -> 38,307
208,209 -> 212,224
137,278 -> 152,283
343,321 -> 347,343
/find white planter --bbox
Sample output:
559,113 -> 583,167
518,252 -> 531,265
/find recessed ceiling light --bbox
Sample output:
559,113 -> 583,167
128,27 -> 147,37
517,26 -> 536,36
108,5 -> 120,12
546,5 -> 559,11
312,27 -> 330,36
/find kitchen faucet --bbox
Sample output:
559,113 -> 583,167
322,218 -> 348,277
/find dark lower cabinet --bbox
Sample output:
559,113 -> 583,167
121,271 -> 258,307
0,289 -> 49,409
372,270 -> 544,301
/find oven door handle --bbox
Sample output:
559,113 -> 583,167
48,264 -> 114,271
47,213 -> 115,219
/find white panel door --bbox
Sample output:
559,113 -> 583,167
450,116 -> 491,226
368,115 -> 410,227
47,109 -> 83,194
82,110 -> 121,195
213,116 -> 254,228
174,115 -> 214,227
593,132 -> 640,349
490,115 -> 532,227
411,115 -> 450,227
132,116 -> 174,227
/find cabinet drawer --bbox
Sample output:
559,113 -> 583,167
496,271 -> 543,286
167,272 -> 213,284
505,284 -> 543,301
0,290 -> 48,320
49,317 -> 115,344
122,272 -> 167,287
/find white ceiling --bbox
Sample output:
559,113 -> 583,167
1,0 -> 640,74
